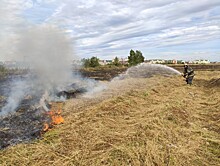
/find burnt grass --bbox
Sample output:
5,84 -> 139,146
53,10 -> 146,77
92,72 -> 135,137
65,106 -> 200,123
0,76 -> 50,149
0,67 -> 128,149
0,108 -> 49,149
80,67 -> 128,81
168,63 -> 220,72
0,73 -> 86,149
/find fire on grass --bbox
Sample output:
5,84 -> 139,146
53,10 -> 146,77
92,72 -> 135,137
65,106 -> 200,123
42,102 -> 64,132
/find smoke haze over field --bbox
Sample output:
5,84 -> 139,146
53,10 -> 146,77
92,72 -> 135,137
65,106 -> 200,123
0,79 -> 28,116
18,25 -> 74,89
0,25 -> 76,116
0,24 -> 106,117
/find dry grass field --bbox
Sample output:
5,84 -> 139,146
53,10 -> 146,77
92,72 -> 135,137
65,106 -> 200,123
0,71 -> 219,166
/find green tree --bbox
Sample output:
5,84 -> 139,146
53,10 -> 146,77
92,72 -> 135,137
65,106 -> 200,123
113,56 -> 121,66
82,57 -> 100,68
128,49 -> 144,66
90,56 -> 100,67
128,49 -> 135,66
136,50 -> 144,64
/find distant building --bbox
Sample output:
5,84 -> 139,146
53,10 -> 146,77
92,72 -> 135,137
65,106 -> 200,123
149,59 -> 165,64
164,59 -> 185,64
98,59 -> 113,65
119,58 -> 128,65
165,60 -> 177,64
193,59 -> 210,64
172,59 -> 177,64
98,60 -> 106,65
98,58 -> 128,65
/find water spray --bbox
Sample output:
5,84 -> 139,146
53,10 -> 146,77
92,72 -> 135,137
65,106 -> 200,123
113,63 -> 181,81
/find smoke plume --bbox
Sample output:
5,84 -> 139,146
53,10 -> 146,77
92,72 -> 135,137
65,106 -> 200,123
19,25 -> 74,90
0,79 -> 28,116
0,25 -> 76,116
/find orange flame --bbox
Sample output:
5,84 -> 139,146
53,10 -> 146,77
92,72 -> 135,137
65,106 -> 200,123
48,109 -> 64,125
42,102 -> 64,132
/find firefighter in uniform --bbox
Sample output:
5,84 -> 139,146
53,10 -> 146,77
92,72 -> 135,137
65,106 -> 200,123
183,64 -> 195,85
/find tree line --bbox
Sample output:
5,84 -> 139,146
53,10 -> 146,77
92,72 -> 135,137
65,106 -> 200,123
82,49 -> 144,68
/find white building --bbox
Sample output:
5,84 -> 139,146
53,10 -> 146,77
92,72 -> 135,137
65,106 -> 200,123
149,59 -> 165,64
119,58 -> 128,65
98,60 -> 113,65
193,60 -> 210,64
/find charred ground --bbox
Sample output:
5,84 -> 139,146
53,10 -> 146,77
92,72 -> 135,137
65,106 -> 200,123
0,74 -> 87,149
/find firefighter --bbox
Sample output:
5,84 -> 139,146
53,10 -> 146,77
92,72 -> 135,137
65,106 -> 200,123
183,63 -> 194,85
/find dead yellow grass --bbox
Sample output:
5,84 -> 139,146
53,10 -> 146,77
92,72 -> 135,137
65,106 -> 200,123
0,71 -> 219,166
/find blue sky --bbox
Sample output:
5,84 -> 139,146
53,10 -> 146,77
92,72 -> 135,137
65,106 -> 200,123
0,0 -> 220,61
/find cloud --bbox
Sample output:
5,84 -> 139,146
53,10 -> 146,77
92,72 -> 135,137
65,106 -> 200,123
44,0 -> 220,60
1,0 -> 220,61
0,0 -> 27,61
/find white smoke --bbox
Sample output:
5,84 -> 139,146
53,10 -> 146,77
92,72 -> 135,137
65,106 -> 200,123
82,79 -> 107,98
18,25 -> 74,90
0,24 -> 105,117
0,25 -> 76,116
0,79 -> 28,116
